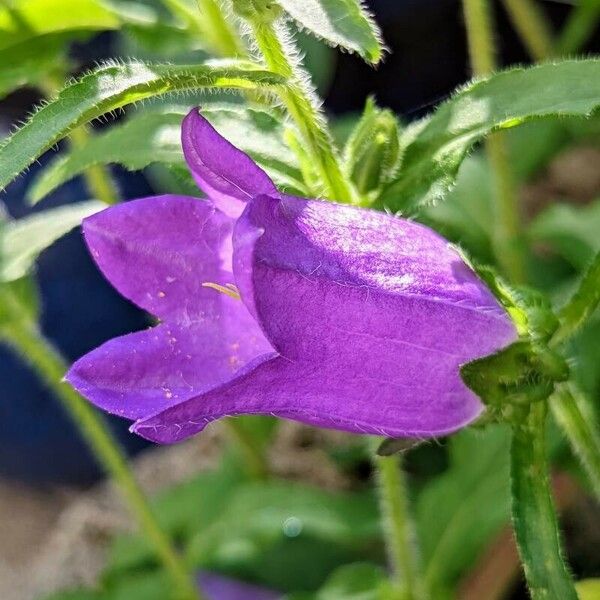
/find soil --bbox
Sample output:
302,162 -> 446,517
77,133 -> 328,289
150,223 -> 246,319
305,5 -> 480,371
0,422 -> 354,600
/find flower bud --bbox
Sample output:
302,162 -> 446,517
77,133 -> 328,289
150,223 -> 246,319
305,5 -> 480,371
231,0 -> 283,22
345,97 -> 401,197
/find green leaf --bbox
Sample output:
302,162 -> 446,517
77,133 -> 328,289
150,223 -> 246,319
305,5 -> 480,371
576,579 -> 600,600
0,60 -> 284,192
276,0 -> 384,64
312,563 -> 391,600
0,277 -> 40,328
0,0 -> 120,50
28,104 -> 304,204
0,35 -> 66,100
421,154 -> 494,263
0,208 -> 39,326
106,457 -> 245,576
186,481 -> 380,590
417,426 -> 511,595
378,59 -> 600,213
529,199 -> 600,270
0,201 -> 104,282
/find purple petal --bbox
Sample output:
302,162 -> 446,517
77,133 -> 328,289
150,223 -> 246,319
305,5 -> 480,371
197,572 -> 281,600
70,193 -> 274,423
66,296 -> 273,420
182,109 -> 277,218
233,195 -> 515,359
132,352 -> 484,443
232,195 -> 517,435
82,195 -> 233,321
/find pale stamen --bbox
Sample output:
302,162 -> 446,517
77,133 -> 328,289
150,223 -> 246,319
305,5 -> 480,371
202,282 -> 241,300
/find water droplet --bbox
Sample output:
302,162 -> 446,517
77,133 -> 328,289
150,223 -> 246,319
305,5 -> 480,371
282,516 -> 302,538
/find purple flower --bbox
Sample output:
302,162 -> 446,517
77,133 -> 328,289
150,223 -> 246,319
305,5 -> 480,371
197,571 -> 281,600
66,109 -> 517,443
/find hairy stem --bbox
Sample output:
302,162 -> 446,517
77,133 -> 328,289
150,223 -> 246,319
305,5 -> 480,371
0,290 -> 201,600
249,18 -> 356,204
552,250 -> 600,346
501,0 -> 554,61
550,383 -> 600,499
222,419 -> 269,480
510,403 -> 577,600
374,452 -> 427,600
462,0 -> 525,283
68,125 -> 119,205
196,0 -> 246,57
556,0 -> 600,56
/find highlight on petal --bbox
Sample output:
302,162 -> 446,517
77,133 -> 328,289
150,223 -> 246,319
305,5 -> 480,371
66,292 -> 274,421
233,194 -> 516,361
182,109 -> 277,218
82,194 -> 233,321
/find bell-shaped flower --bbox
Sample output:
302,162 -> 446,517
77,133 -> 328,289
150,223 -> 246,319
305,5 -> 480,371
66,109 -> 517,443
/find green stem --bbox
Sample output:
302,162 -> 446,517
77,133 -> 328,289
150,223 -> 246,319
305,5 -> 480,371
462,0 -> 525,283
556,0 -> 600,56
0,291 -> 201,600
249,18 -> 356,204
550,383 -> 600,499
501,0 -> 554,61
196,0 -> 246,57
69,125 -> 119,205
462,0 -> 496,74
552,250 -> 600,346
222,420 -> 269,480
510,403 -> 577,600
374,452 -> 427,600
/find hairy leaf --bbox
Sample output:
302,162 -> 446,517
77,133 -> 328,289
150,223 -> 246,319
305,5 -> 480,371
277,0 -> 384,64
1,201 -> 104,282
28,105 -> 304,203
378,60 -> 600,213
0,60 -> 284,191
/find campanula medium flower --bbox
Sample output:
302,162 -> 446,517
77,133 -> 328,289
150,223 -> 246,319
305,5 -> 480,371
66,109 -> 517,443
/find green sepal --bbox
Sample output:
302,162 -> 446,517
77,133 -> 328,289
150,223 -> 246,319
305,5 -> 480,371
460,340 -> 568,422
343,97 -> 401,199
470,263 -> 559,342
